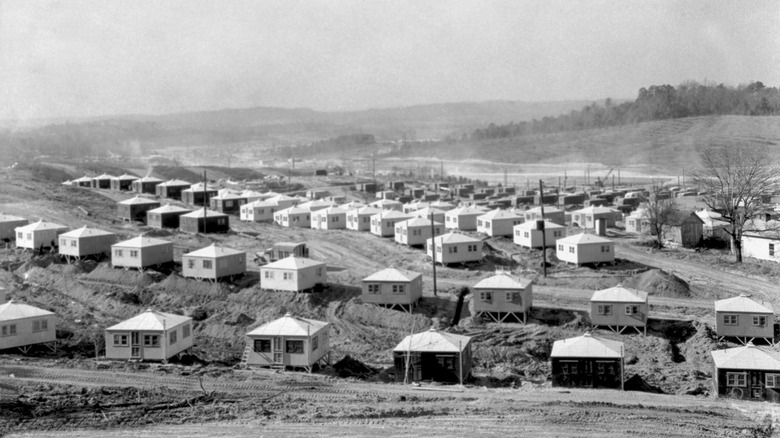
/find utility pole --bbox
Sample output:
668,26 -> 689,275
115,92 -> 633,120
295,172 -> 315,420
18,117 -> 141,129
202,171 -> 207,234
539,180 -> 547,278
431,214 -> 438,297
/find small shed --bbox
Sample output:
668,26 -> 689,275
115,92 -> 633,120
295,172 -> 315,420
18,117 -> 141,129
131,176 -> 164,195
104,309 -> 193,361
15,220 -> 68,251
362,268 -> 423,312
58,226 -> 116,261
556,233 -> 615,266
696,210 -> 730,240
394,217 -> 444,247
146,204 -> 191,229
550,333 -> 625,389
714,294 -> 775,345
444,206 -> 486,231
426,232 -> 483,266
0,214 -> 28,242
311,206 -> 348,230
240,200 -> 277,223
346,206 -> 382,231
91,173 -> 114,189
266,242 -> 309,262
393,328 -> 472,384
110,174 -> 138,191
472,273 -> 533,323
182,244 -> 246,282
111,236 -> 174,270
513,220 -> 566,249
624,210 -> 649,234
245,313 -> 331,372
572,206 -> 621,229
260,256 -> 327,292
711,343 -> 780,401
369,199 -> 403,212
209,192 -> 248,214
476,209 -> 524,237
0,300 -> 56,353
155,179 -> 192,200
274,206 -> 311,228
663,212 -> 704,248
370,210 -> 413,237
590,285 -> 649,335
179,209 -> 230,233
72,176 -> 93,188
117,196 -> 161,222
523,206 -> 565,226
181,183 -> 219,206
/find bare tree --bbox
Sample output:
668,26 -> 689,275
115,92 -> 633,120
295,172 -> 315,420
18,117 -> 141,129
643,185 -> 681,249
693,143 -> 778,262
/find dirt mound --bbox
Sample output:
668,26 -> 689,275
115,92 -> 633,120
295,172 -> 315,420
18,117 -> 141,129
624,374 -> 664,393
623,269 -> 690,298
332,355 -> 378,379
82,264 -> 154,288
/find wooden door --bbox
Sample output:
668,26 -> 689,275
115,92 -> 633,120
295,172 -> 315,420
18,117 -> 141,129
131,332 -> 142,359
273,337 -> 283,364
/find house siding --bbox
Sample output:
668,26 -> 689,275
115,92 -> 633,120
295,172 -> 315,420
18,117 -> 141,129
246,330 -> 330,367
16,227 -> 68,250
393,344 -> 472,383
556,242 -> 615,265
426,241 -> 483,265
551,357 -> 623,389
0,315 -> 56,350
715,311 -> 774,338
105,322 -> 193,361
179,215 -> 230,233
715,368 -> 780,402
513,227 -> 565,249
472,285 -> 532,314
362,276 -> 423,306
182,253 -> 246,280
260,266 -> 326,292
111,243 -> 174,269
590,301 -> 648,327
0,219 -> 28,241
59,234 -> 116,258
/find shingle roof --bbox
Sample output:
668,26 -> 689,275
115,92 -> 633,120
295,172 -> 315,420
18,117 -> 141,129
106,309 -> 191,331
714,294 -> 773,313
550,333 -> 624,358
263,256 -> 325,270
473,273 -> 532,289
363,268 -> 421,283
514,220 -> 565,231
393,328 -> 471,353
118,196 -> 160,205
184,244 -> 244,258
148,204 -> 191,214
557,233 -> 613,245
180,209 -> 228,218
16,220 -> 67,232
113,236 -> 172,248
591,285 -> 648,303
247,313 -> 330,337
0,301 -> 54,321
711,343 -> 780,370
59,226 -> 115,239
478,209 -> 523,221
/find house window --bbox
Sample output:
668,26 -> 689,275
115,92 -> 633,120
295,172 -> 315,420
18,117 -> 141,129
312,335 -> 319,351
225,200 -> 233,207
597,305 -> 612,315
113,334 -> 128,346
203,260 -> 213,269
26,233 -> 31,240
727,372 -> 747,387
187,259 -> 195,269
115,249 -> 123,257
264,271 -> 274,279
130,250 -> 138,258
625,305 -> 639,315
436,355 -> 456,371
771,244 -> 776,256
568,246 -> 574,253
169,330 -> 177,345
368,284 -> 380,294
753,316 -> 767,326
524,232 -> 529,238
453,246 -> 458,253
485,222 -> 491,228
143,335 -> 160,347
286,340 -> 304,354
33,320 -> 49,332
392,285 -> 405,294
317,267 -> 323,276
558,244 -> 563,251
182,324 -> 191,338
561,361 -> 578,374
332,216 -> 338,222
17,232 -> 22,239
70,240 -> 76,247
254,339 -> 271,352
480,291 -> 492,302
283,272 -> 292,280
723,315 -> 738,325
766,374 -> 780,388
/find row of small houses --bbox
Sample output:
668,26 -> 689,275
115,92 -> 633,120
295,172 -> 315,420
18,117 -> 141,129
2,277 -> 778,399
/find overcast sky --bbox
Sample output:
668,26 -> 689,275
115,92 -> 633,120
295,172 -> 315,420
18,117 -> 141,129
1,0 -> 778,120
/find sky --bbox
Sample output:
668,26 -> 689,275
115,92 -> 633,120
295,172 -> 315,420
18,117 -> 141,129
1,0 -> 778,120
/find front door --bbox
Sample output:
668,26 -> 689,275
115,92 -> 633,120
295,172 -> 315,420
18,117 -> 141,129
273,337 -> 283,364
131,332 -> 142,359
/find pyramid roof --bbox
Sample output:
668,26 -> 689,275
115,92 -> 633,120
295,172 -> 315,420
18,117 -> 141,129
93,173 -> 114,180
447,206 -> 487,216
550,333 -> 624,358
363,268 -> 421,283
136,176 -> 163,183
515,220 -> 565,230
350,206 -> 382,215
312,206 -> 348,216
113,236 -> 171,248
181,209 -> 228,218
59,226 -> 115,239
574,206 -> 619,215
0,214 -> 27,223
398,217 -> 443,228
16,220 -> 67,232
393,328 -> 471,353
247,313 -> 329,337
118,196 -> 160,205
184,244 -> 244,258
114,174 -> 139,181
0,301 -> 55,321
473,273 -> 532,290
558,233 -> 613,245
263,256 -> 325,270
277,206 -> 310,215
371,210 -> 412,220
711,343 -> 780,370
210,192 -> 247,200
148,204 -> 191,214
591,285 -> 648,303
478,209 -> 523,221
73,176 -> 94,183
714,294 -> 773,313
106,309 -> 191,331
526,206 -> 563,214
184,182 -> 219,192
371,199 -> 403,207
244,200 -> 276,208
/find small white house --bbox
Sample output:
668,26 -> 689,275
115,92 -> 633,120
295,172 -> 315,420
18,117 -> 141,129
182,244 -> 246,281
346,206 -> 382,231
403,201 -> 429,214
361,268 -> 423,311
513,220 -> 566,249
476,209 -> 524,237
245,313 -> 331,372
714,294 -> 775,344
0,214 -> 28,242
310,206 -> 348,230
369,199 -> 403,212
104,309 -> 193,361
523,206 -> 565,226
472,273 -> 533,323
444,206 -> 487,231
0,300 -> 56,353
240,201 -> 278,223
556,233 -> 615,266
426,232 -> 483,265
58,226 -> 116,261
370,210 -> 413,237
111,236 -> 174,270
15,220 -> 68,251
260,256 -> 327,292
394,217 -> 444,247
571,206 -> 621,229
590,285 -> 649,335
411,207 -> 446,224
625,210 -> 650,234
274,207 -> 311,228
741,221 -> 780,263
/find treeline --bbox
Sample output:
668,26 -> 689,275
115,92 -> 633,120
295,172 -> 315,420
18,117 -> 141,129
276,133 -> 376,158
471,81 -> 780,141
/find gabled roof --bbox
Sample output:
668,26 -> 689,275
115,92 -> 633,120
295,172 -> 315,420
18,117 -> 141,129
148,204 -> 191,214
363,268 -> 422,283
428,232 -> 482,245
350,206 -> 382,215
16,219 -> 67,232
247,313 -> 329,337
371,210 -> 412,220
398,217 -> 443,228
393,328 -> 471,353
263,256 -> 325,270
0,300 -> 55,321
478,209 -> 523,221
158,179 -> 192,187
591,285 -> 648,303
667,212 -> 705,227
106,309 -> 191,331
118,196 -> 160,205
135,176 -> 163,183
574,206 -> 620,215
473,273 -> 532,289
550,333 -> 624,358
514,220 -> 565,230
113,236 -> 172,248
446,206 -> 487,216
557,233 -> 613,245
59,226 -> 115,239
113,174 -> 139,181
715,294 -> 773,313
180,208 -> 228,218
711,343 -> 780,370
184,244 -> 244,258
0,214 -> 26,223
